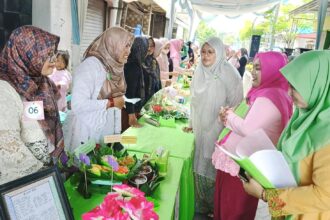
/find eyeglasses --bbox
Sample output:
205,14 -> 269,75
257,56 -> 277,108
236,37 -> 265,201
48,51 -> 58,63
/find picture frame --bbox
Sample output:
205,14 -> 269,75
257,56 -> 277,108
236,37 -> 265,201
0,166 -> 73,220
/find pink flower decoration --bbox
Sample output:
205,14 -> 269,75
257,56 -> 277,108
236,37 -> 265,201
83,184 -> 158,220
113,184 -> 145,197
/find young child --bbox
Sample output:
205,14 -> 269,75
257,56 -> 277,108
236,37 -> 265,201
49,50 -> 72,112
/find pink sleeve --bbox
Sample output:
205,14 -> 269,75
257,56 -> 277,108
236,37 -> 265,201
160,71 -> 169,80
172,57 -> 186,73
225,97 -> 281,137
172,57 -> 180,70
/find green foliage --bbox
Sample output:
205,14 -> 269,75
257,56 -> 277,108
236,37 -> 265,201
223,35 -> 236,46
196,21 -> 217,44
239,20 -> 268,41
239,2 -> 315,48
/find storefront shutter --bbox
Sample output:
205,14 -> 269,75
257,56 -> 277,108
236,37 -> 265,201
80,0 -> 105,58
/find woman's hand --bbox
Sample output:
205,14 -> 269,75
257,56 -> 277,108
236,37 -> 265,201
165,80 -> 172,87
128,114 -> 142,128
170,71 -> 179,77
242,175 -> 264,199
113,96 -> 125,109
182,127 -> 193,133
218,106 -> 230,124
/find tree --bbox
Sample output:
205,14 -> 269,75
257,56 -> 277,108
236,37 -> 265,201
223,34 -> 236,46
274,3 -> 314,48
239,2 -> 315,48
239,20 -> 268,42
195,21 -> 217,44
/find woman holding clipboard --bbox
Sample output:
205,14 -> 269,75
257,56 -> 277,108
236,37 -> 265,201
212,51 -> 293,219
243,51 -> 330,220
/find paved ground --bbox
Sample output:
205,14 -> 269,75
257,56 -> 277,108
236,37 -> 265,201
255,200 -> 271,220
193,200 -> 271,220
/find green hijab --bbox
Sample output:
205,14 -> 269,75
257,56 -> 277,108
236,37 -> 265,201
278,50 -> 330,182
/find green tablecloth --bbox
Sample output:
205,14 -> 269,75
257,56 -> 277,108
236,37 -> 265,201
64,154 -> 184,220
123,117 -> 195,220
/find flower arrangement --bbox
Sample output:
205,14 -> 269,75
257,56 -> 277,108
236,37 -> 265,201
82,184 -> 159,220
60,142 -> 165,198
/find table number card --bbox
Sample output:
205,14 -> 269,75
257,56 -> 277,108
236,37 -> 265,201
23,101 -> 45,120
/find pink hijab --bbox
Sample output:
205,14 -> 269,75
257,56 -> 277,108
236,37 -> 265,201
156,39 -> 170,73
247,51 -> 292,128
169,39 -> 183,63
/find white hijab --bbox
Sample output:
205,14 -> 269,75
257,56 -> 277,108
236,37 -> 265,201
191,37 -> 226,99
190,37 -> 242,178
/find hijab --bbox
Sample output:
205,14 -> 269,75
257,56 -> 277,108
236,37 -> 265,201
84,26 -> 134,98
153,39 -> 163,58
278,50 -> 330,182
0,25 -> 63,157
191,37 -> 242,179
143,37 -> 161,95
247,51 -> 293,129
156,38 -> 170,73
126,36 -> 149,65
125,36 -> 149,101
169,39 -> 183,62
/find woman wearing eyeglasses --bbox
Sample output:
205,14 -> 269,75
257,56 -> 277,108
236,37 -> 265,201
0,26 -> 64,184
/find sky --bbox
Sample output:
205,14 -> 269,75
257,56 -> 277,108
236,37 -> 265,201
208,14 -> 255,34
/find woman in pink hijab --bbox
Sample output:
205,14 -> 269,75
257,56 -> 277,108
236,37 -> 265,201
212,51 -> 293,220
170,39 -> 192,81
169,39 -> 183,71
155,38 -> 177,87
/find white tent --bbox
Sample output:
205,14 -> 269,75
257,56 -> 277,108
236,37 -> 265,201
190,0 -> 280,16
168,0 -> 281,41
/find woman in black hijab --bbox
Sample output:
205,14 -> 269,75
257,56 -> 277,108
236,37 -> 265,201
122,36 -> 149,130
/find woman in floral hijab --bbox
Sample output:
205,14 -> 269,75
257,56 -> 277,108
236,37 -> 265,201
0,26 -> 63,184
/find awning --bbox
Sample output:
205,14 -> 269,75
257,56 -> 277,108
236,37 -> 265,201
190,0 -> 281,16
123,0 -> 166,13
297,33 -> 316,39
290,0 -> 330,15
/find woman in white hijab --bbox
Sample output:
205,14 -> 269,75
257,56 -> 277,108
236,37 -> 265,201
184,37 -> 243,215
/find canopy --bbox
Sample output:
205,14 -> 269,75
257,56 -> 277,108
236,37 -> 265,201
289,0 -> 329,49
190,0 -> 280,16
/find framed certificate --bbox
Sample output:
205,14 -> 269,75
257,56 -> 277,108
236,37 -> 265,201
0,166 -> 73,220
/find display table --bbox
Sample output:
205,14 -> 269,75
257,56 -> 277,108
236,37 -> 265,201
122,117 -> 195,220
64,154 -> 184,220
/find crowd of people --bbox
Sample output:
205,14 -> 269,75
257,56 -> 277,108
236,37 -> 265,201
0,25 -> 330,220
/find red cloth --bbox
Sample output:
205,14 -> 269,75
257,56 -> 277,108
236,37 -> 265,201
214,170 -> 258,220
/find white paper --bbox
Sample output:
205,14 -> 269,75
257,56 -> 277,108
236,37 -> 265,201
220,129 -> 297,188
216,143 -> 240,160
250,150 -> 297,188
236,129 -> 275,158
124,96 -> 141,104
4,176 -> 65,220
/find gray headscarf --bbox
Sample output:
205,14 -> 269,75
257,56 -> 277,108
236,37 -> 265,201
190,37 -> 243,179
